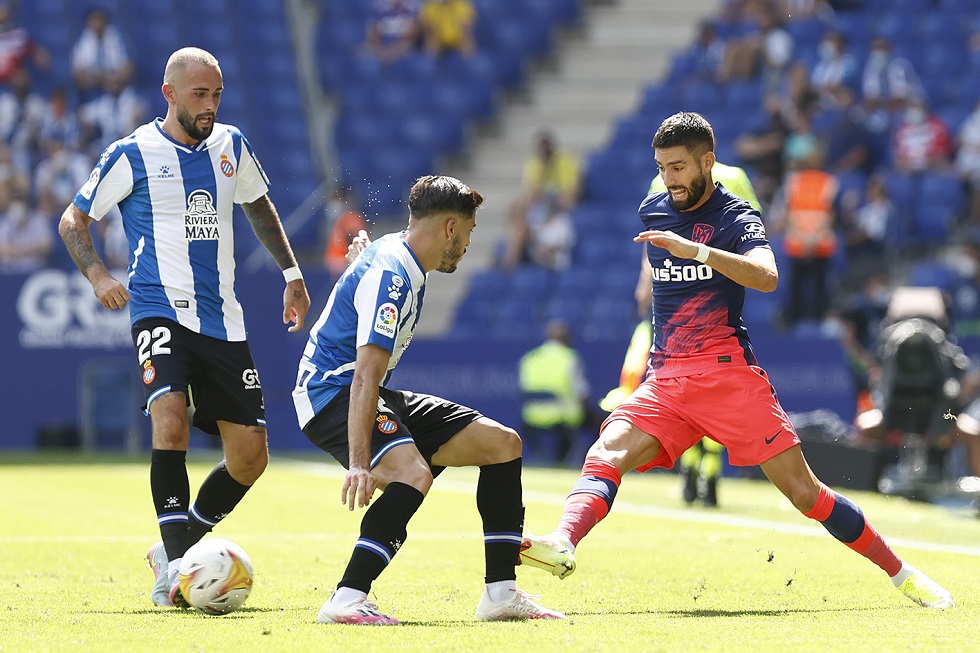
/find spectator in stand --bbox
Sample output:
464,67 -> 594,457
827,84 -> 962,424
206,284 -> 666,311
734,95 -> 792,206
34,140 -> 91,210
806,30 -> 857,110
38,87 -> 82,155
772,144 -> 839,326
363,0 -> 420,65
418,0 -> 476,59
690,21 -> 727,82
0,2 -> 49,84
891,96 -> 952,173
0,144 -> 29,200
718,7 -> 794,93
823,93 -> 880,176
954,99 -> 980,226
70,7 -> 134,100
839,172 -> 893,288
0,195 -> 53,273
79,76 -> 147,157
502,131 -> 580,270
861,36 -> 922,125
321,186 -> 369,278
0,69 -> 45,173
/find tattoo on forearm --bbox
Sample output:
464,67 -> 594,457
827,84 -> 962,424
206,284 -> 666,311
61,224 -> 100,275
243,196 -> 297,270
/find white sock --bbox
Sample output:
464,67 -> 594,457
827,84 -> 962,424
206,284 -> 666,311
486,580 -> 517,603
167,558 -> 182,587
331,586 -> 367,605
891,561 -> 914,587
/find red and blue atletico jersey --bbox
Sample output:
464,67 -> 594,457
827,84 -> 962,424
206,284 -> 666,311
640,183 -> 770,379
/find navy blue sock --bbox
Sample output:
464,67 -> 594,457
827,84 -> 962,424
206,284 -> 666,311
339,482 -> 425,593
187,461 -> 251,546
150,449 -> 189,560
477,458 -> 523,583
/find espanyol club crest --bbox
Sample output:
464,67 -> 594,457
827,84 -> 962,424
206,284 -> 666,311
142,360 -> 156,385
376,415 -> 398,434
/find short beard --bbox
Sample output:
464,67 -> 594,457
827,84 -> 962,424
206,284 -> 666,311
668,171 -> 708,211
176,105 -> 214,142
436,235 -> 464,273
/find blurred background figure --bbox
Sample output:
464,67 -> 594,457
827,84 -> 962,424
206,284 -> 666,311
362,0 -> 420,65
0,195 -> 52,273
0,2 -> 49,85
70,7 -> 133,101
770,143 -> 839,327
320,186 -> 368,278
502,131 -> 580,270
519,320 -> 590,466
419,0 -> 476,59
891,96 -> 952,174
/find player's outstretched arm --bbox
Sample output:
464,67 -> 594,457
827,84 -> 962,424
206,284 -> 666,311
634,230 -> 778,292
58,204 -> 129,310
242,195 -> 311,332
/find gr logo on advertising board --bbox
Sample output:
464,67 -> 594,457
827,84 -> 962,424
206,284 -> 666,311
15,269 -> 131,349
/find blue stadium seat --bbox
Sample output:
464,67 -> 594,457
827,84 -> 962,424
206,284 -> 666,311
509,265 -> 557,297
907,261 -> 956,290
398,113 -> 465,154
431,79 -> 495,121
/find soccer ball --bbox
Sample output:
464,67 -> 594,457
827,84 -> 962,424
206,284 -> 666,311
178,538 -> 254,615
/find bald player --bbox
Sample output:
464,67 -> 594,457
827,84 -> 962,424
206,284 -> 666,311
59,46 -> 310,608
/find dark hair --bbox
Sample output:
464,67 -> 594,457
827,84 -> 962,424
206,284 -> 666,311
651,112 -> 715,156
408,175 -> 483,219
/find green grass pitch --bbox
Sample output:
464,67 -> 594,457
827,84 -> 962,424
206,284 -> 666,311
1,452 -> 978,652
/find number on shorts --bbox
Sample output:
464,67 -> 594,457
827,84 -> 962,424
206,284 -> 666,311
136,326 -> 172,364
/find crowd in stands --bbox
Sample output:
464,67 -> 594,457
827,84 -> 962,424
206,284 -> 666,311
0,5 -> 142,274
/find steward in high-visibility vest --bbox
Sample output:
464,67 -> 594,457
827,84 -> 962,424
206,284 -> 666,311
519,320 -> 589,465
782,168 -> 838,259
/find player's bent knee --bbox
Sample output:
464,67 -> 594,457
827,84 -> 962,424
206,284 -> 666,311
384,462 -> 433,495
496,426 -> 522,461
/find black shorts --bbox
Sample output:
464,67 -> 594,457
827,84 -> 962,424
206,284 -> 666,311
303,385 -> 482,475
131,317 -> 266,435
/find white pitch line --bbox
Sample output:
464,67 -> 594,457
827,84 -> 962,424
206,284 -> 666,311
281,462 -> 980,558
4,461 -> 978,557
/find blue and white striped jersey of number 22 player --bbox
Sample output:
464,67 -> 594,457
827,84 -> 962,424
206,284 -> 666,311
72,118 -> 270,341
293,233 -> 426,429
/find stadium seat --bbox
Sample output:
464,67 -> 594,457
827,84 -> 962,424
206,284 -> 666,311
907,261 -> 956,290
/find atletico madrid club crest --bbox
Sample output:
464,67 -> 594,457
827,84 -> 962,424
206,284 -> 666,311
691,223 -> 714,244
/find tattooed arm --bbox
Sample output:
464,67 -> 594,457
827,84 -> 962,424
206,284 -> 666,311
59,204 -> 130,310
242,194 -> 311,332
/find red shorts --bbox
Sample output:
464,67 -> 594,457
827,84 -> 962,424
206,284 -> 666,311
603,366 -> 800,471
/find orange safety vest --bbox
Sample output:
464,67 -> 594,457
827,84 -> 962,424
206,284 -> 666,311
783,169 -> 838,259
324,210 -> 368,274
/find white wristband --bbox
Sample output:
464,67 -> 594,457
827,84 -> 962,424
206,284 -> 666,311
693,243 -> 710,263
282,266 -> 303,283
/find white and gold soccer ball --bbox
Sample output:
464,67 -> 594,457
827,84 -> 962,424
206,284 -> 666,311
178,538 -> 254,615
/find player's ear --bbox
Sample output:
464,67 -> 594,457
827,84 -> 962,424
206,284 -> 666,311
445,217 -> 457,240
703,149 -> 716,171
161,83 -> 175,104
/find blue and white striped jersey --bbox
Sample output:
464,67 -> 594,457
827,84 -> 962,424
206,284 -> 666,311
72,118 -> 270,341
292,233 -> 427,429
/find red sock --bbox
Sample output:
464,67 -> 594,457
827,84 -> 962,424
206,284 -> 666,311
803,483 -> 902,577
555,458 -> 622,548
